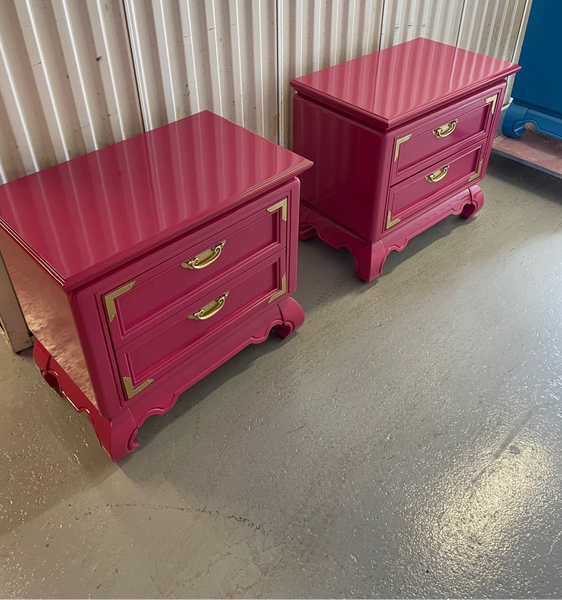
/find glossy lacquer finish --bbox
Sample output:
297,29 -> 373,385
292,38 -> 519,281
292,38 -> 520,130
0,110 -> 312,460
0,110 -> 310,291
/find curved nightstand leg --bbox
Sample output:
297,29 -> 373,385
353,239 -> 387,283
460,185 -> 485,219
274,296 -> 305,338
94,410 -> 139,462
33,340 -> 138,462
299,223 -> 317,241
502,102 -> 530,138
299,205 -> 317,241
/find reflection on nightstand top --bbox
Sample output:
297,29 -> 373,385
291,38 -> 520,130
0,111 -> 312,290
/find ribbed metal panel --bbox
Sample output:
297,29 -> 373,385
380,0 -> 465,48
0,0 -> 532,183
458,0 -> 529,61
123,0 -> 278,143
0,0 -> 142,184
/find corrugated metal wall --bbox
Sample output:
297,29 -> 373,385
123,0 -> 278,142
0,0 -> 532,180
0,0 -> 142,184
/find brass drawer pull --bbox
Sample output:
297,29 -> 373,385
181,240 -> 226,270
188,292 -> 229,321
425,165 -> 449,183
433,120 -> 458,138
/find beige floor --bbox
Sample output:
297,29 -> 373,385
1,154 -> 562,598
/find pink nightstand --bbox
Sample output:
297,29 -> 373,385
291,38 -> 520,282
0,111 -> 312,460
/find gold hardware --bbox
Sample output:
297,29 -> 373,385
104,281 -> 135,323
181,241 -> 226,270
386,211 -> 401,230
425,165 -> 450,183
268,273 -> 287,303
123,376 -> 154,399
267,197 -> 288,221
468,159 -> 484,182
486,94 -> 498,114
433,120 -> 458,138
394,134 -> 412,162
188,292 -> 229,321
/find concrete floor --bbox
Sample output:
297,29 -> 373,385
2,155 -> 562,598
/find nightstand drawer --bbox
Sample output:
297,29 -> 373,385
115,252 -> 286,399
103,195 -> 288,347
385,142 -> 485,232
391,84 -> 504,184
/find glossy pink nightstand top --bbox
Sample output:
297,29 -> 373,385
291,38 -> 520,130
0,111 -> 312,290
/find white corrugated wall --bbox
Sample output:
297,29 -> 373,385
123,0 -> 278,142
0,0 -> 532,178
0,0 -> 143,184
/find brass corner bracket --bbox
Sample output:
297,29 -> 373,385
468,159 -> 484,182
267,197 -> 288,221
269,273 -> 287,303
104,280 -> 135,323
394,134 -> 412,162
485,94 -> 498,115
386,211 -> 401,230
123,376 -> 154,399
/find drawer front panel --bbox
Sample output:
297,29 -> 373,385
115,252 -> 286,397
391,84 -> 504,183
104,197 -> 287,347
386,142 -> 485,231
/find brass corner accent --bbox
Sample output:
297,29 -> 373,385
386,211 -> 401,230
267,197 -> 288,221
485,94 -> 498,114
394,134 -> 412,162
104,281 -> 135,323
123,376 -> 154,399
182,240 -> 226,270
268,273 -> 287,303
468,159 -> 484,182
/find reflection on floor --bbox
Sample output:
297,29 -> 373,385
1,154 -> 562,599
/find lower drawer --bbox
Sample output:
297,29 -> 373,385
115,251 -> 286,399
385,141 -> 485,232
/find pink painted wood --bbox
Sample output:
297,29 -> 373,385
0,111 -> 312,461
291,38 -> 520,130
291,38 -> 520,282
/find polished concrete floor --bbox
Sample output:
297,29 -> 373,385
2,155 -> 562,598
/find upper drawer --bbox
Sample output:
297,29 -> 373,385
385,141 -> 486,233
102,192 -> 289,348
114,251 -> 286,400
391,83 -> 505,184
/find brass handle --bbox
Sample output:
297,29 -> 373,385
433,120 -> 458,138
181,241 -> 226,270
425,165 -> 449,183
188,292 -> 229,321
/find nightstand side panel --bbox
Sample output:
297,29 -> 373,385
294,94 -> 382,241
